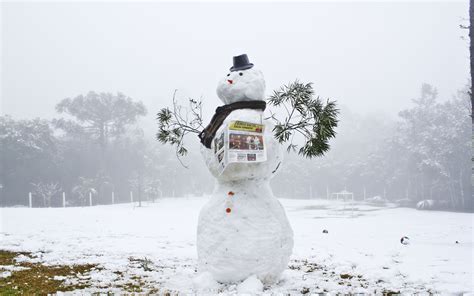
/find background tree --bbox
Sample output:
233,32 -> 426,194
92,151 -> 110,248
31,182 -> 61,207
55,92 -> 147,201
0,116 -> 59,205
0,84 -> 470,210
55,91 -> 147,174
271,84 -> 471,210
395,84 -> 470,208
71,177 -> 97,206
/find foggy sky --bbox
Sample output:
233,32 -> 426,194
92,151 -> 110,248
1,1 -> 469,129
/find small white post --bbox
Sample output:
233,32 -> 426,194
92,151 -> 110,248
62,192 -> 66,208
89,192 -> 92,206
363,186 -> 366,200
112,191 -> 115,204
326,186 -> 329,199
351,193 -> 354,217
29,192 -> 32,208
172,190 -> 175,198
130,191 -> 133,203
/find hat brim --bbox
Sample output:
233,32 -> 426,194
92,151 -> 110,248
230,63 -> 254,72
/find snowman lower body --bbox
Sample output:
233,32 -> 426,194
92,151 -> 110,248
197,178 -> 293,284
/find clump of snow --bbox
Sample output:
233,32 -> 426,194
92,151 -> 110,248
192,271 -> 220,292
400,236 -> 410,245
0,271 -> 12,278
15,254 -> 41,264
0,265 -> 30,272
365,196 -> 388,204
416,199 -> 435,210
0,264 -> 31,279
236,274 -> 263,294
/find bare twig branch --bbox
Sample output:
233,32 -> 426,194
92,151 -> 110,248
156,90 -> 203,168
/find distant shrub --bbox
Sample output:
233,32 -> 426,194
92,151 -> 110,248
416,199 -> 435,210
416,199 -> 452,211
365,196 -> 388,205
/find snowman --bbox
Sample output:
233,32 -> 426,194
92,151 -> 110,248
196,54 -> 294,288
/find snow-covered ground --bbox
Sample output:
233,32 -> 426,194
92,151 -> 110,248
0,197 -> 472,294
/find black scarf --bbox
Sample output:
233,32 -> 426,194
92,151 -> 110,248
198,100 -> 266,149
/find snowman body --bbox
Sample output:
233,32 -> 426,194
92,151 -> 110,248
197,64 -> 293,284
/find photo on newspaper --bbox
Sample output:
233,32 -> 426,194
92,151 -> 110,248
213,120 -> 267,175
214,131 -> 224,154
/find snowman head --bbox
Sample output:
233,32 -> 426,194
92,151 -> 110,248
216,54 -> 266,105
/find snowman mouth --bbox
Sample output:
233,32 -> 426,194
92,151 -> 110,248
227,80 -> 233,84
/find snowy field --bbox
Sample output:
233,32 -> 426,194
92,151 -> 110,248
0,197 -> 473,294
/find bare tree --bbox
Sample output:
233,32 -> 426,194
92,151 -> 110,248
72,177 -> 97,206
31,182 -> 61,207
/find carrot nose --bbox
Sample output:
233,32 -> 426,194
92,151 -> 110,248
227,80 -> 233,84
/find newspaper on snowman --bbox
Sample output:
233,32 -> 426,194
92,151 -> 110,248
213,120 -> 267,174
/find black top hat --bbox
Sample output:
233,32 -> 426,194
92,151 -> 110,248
230,54 -> 254,72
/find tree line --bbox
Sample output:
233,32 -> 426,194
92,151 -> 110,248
0,91 -> 212,207
272,84 -> 472,211
1,84 -> 471,211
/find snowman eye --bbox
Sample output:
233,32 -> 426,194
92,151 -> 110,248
239,72 -> 243,76
227,74 -> 230,77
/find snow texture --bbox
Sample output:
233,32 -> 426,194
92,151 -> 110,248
236,274 -> 264,294
0,198 -> 472,294
216,68 -> 266,104
192,271 -> 219,292
197,68 -> 293,284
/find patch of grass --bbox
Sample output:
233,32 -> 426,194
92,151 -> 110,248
0,250 -> 97,295
340,273 -> 353,279
129,256 -> 154,272
383,290 -> 401,296
117,281 -> 144,293
0,250 -> 31,266
301,286 -> 310,294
